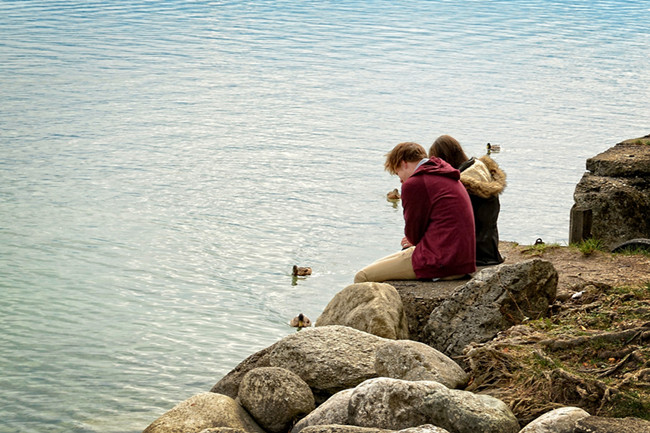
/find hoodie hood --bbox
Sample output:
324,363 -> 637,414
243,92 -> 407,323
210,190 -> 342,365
411,156 -> 460,180
460,155 -> 506,198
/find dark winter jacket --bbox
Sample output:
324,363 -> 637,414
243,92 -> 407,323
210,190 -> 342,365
402,157 -> 477,279
458,155 -> 507,266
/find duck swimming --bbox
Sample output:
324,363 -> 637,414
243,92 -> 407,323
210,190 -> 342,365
292,265 -> 312,277
386,188 -> 401,200
289,313 -> 312,328
486,143 -> 501,152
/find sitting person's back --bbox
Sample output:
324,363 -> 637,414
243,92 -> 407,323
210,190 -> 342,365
430,135 -> 506,266
402,156 -> 477,279
354,142 -> 476,283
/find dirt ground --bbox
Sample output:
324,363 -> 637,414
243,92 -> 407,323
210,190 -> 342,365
499,241 -> 650,293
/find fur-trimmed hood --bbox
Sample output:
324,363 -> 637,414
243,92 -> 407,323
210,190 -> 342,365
460,155 -> 506,199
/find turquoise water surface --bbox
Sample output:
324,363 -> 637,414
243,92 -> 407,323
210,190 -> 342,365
1,1 -> 649,432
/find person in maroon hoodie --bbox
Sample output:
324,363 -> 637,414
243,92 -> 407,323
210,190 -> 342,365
354,142 -> 476,283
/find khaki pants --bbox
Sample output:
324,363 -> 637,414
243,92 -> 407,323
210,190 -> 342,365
354,246 -> 417,283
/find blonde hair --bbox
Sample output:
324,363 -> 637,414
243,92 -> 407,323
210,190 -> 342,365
384,142 -> 427,175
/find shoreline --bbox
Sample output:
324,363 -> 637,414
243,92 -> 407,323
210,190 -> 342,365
142,241 -> 650,432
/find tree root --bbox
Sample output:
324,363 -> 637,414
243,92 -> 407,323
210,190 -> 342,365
617,368 -> 650,388
596,346 -> 636,360
540,326 -> 650,351
462,338 -> 650,423
596,350 -> 645,378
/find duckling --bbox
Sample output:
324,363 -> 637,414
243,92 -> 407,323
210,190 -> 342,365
386,188 -> 401,200
292,265 -> 312,277
486,142 -> 501,152
289,313 -> 312,328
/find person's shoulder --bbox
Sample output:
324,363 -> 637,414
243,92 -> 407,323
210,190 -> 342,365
458,157 -> 476,172
478,155 -> 503,172
401,174 -> 427,195
462,155 -> 507,197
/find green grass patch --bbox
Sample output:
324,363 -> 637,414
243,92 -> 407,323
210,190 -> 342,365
570,238 -> 607,256
613,245 -> 650,257
606,391 -> 650,420
521,242 -> 561,256
607,284 -> 649,298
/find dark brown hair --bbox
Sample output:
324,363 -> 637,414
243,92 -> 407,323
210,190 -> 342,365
384,142 -> 427,175
428,135 -> 468,169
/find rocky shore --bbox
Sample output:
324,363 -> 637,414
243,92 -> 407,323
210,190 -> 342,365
141,246 -> 649,433
142,138 -> 650,433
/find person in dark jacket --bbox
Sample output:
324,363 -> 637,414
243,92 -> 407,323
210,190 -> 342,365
429,135 -> 506,266
354,142 -> 476,283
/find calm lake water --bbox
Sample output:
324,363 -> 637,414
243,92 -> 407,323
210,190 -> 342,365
1,1 -> 649,432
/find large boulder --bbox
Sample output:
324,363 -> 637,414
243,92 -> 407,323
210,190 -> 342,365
574,415 -> 650,433
198,430 -> 248,433
519,407 -> 590,433
315,282 -> 410,339
142,393 -> 265,433
416,384 -> 520,433
301,427 -> 390,433
238,367 -> 315,433
374,340 -> 468,389
210,342 -> 277,398
570,137 -> 650,248
392,427 -> 450,433
292,390 -> 354,433
213,326 -> 467,406
212,326 -> 386,404
348,378 -> 443,429
348,378 -> 519,433
265,326 -> 385,402
301,426 -> 450,433
423,259 -> 557,357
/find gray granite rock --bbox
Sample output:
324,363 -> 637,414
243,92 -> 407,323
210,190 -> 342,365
519,407 -> 590,433
142,393 -> 265,433
212,325 -> 469,407
266,326 -> 386,403
348,378 -> 444,429
417,382 -> 520,433
348,377 -> 519,433
424,259 -> 557,357
300,426 -> 451,433
210,342 -> 276,398
374,340 -> 468,389
574,415 -> 650,433
291,389 -> 353,433
396,426 -> 451,433
300,426 -> 390,433
238,367 -> 314,433
197,429 -> 248,433
211,326 -> 384,404
315,282 -> 409,339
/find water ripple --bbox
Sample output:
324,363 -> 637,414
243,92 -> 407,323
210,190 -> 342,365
2,1 -> 649,432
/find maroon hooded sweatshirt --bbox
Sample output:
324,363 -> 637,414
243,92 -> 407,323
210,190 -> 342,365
402,157 -> 477,279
